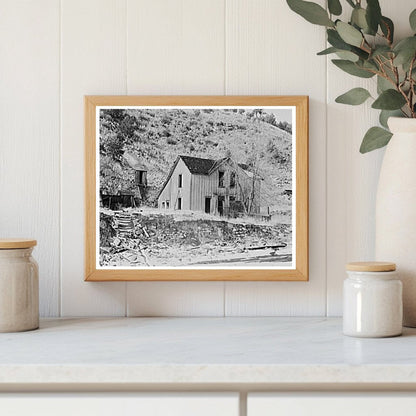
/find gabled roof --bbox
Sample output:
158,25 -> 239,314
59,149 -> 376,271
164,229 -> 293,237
179,155 -> 216,174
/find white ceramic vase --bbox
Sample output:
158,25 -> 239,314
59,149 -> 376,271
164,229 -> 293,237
375,117 -> 416,327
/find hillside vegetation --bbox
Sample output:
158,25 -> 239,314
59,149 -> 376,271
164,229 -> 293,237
100,108 -> 292,208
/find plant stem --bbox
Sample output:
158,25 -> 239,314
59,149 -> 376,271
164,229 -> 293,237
408,57 -> 416,117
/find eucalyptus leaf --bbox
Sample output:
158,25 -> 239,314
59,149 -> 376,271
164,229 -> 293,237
317,46 -> 338,55
351,7 -> 369,32
345,0 -> 355,7
363,59 -> 379,71
372,89 -> 406,110
327,29 -> 368,58
379,110 -> 402,129
317,46 -> 358,61
332,59 -> 375,78
287,0 -> 334,27
335,88 -> 371,105
377,76 -> 393,94
327,29 -> 351,49
336,21 -> 363,47
372,45 -> 391,58
393,36 -> 416,67
366,0 -> 382,35
335,50 -> 359,62
410,9 -> 416,32
360,127 -> 392,153
380,16 -> 394,43
351,46 -> 369,60
328,0 -> 342,16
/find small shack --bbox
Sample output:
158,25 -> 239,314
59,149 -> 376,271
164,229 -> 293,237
101,152 -> 148,210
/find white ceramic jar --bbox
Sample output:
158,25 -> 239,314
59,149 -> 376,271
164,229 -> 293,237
0,239 -> 39,332
343,262 -> 402,338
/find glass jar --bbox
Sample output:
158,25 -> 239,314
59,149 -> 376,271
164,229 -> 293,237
0,239 -> 39,332
343,262 -> 402,338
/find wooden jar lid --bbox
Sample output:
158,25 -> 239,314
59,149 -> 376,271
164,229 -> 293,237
346,261 -> 396,272
0,239 -> 37,249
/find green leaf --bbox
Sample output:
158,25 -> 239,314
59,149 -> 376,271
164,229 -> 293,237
327,28 -> 350,49
346,0 -> 356,6
317,46 -> 359,61
360,127 -> 392,153
336,21 -> 363,47
379,110 -> 402,129
372,89 -> 407,110
327,29 -> 369,59
335,87 -> 371,105
377,76 -> 392,94
410,9 -> 416,32
393,36 -> 416,67
332,59 -> 375,78
335,50 -> 359,62
287,0 -> 334,27
362,59 -> 379,71
328,0 -> 342,16
351,7 -> 369,32
380,16 -> 394,43
366,0 -> 382,34
372,45 -> 391,58
376,68 -> 403,95
317,46 -> 338,55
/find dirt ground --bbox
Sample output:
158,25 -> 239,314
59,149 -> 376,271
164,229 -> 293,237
99,208 -> 292,268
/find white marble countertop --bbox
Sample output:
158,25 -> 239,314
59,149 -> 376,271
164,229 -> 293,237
1,317 -> 416,389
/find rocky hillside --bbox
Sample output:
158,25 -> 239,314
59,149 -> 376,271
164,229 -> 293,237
100,108 -> 293,207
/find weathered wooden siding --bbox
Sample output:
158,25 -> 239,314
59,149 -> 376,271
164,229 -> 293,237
158,159 -> 192,210
189,161 -> 261,215
190,174 -> 219,213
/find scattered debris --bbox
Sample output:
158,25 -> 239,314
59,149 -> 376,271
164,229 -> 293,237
99,208 -> 292,267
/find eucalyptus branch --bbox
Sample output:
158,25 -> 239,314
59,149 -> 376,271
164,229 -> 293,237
287,0 -> 416,152
408,57 -> 416,117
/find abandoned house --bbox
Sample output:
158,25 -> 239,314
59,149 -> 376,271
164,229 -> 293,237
157,155 -> 261,216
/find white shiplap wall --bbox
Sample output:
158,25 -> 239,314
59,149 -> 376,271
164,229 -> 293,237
1,0 -> 412,317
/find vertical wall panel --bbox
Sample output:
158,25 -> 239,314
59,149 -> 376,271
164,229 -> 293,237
224,0 -> 327,315
0,0 -> 60,316
326,0 -> 415,316
125,0 -> 226,316
126,0 -> 226,95
61,0 -> 127,316
4,0 -> 410,317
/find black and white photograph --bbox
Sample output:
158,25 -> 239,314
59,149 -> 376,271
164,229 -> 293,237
97,106 -> 295,269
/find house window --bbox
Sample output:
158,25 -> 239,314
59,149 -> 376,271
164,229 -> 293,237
166,200 -> 170,209
218,171 -> 225,188
177,197 -> 182,210
230,171 -> 236,188
161,201 -> 165,209
178,174 -> 183,188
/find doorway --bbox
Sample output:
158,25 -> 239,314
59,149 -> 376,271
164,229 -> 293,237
205,197 -> 211,214
218,196 -> 225,216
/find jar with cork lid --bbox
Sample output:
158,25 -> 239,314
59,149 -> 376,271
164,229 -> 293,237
343,261 -> 402,338
0,239 -> 39,332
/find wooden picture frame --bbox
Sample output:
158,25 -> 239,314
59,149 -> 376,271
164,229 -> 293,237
85,96 -> 308,281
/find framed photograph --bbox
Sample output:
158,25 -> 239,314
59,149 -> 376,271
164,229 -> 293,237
85,96 -> 308,281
